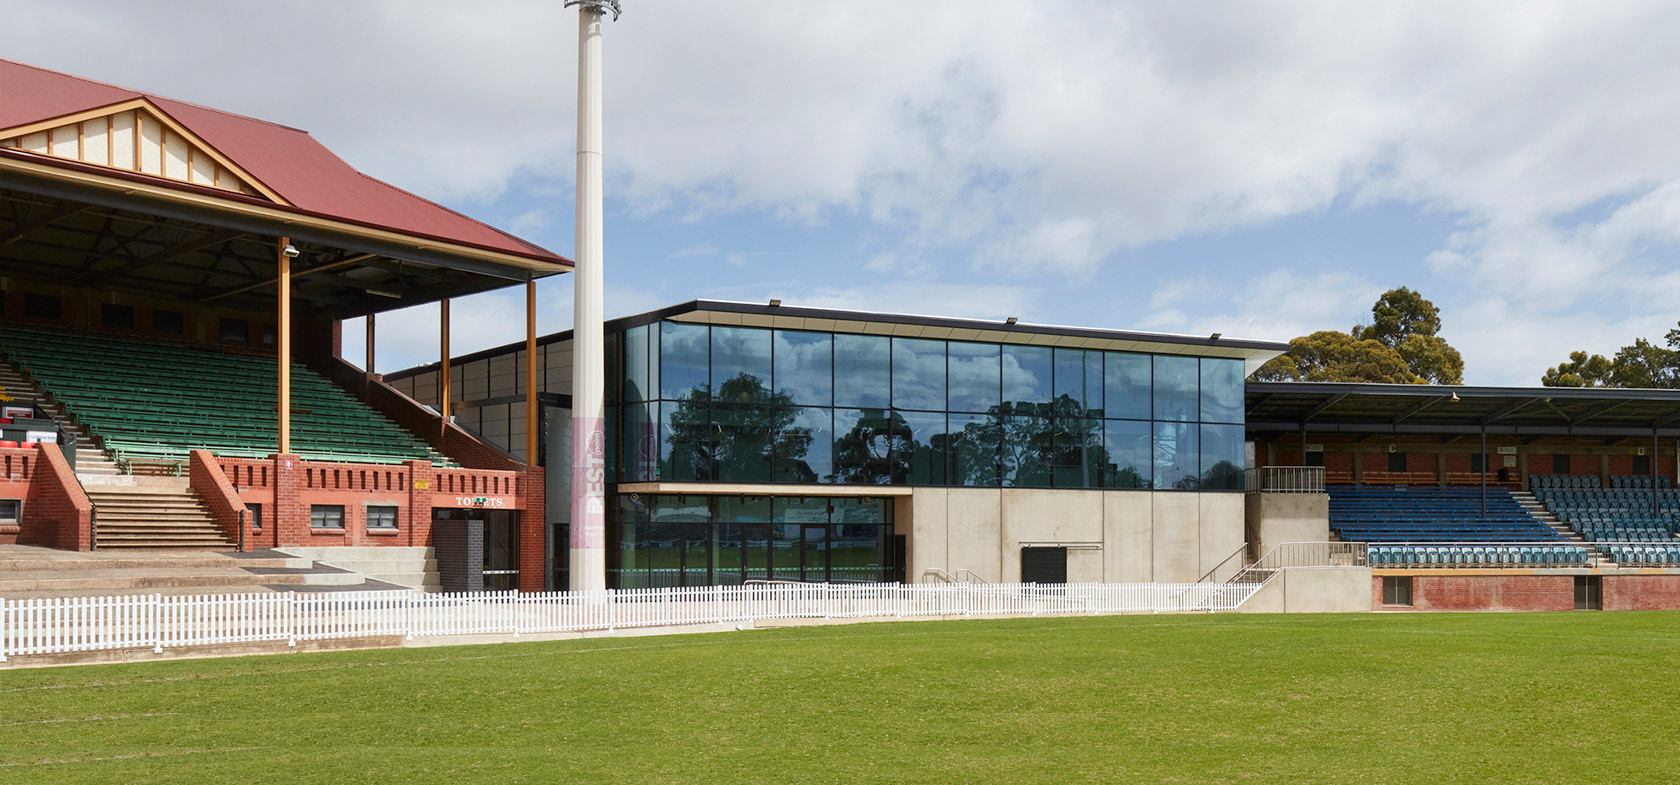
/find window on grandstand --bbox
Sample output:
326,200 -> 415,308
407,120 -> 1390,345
1387,452 -> 1406,473
101,303 -> 135,329
310,505 -> 345,530
0,499 -> 18,524
153,309 -> 184,335
248,503 -> 262,530
1552,454 -> 1570,474
1470,453 -> 1485,473
1304,449 -> 1323,468
261,323 -> 277,345
1382,576 -> 1412,606
1633,455 -> 1652,475
367,505 -> 398,530
23,293 -> 61,320
220,317 -> 249,342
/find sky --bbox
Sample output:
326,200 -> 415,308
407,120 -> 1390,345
6,0 -> 1680,385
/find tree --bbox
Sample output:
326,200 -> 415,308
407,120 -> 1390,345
1257,288 -> 1464,384
1254,331 -> 1417,383
1542,328 -> 1680,389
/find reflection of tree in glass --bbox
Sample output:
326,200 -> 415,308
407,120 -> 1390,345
833,409 -> 910,484
661,374 -> 811,482
1201,460 -> 1243,491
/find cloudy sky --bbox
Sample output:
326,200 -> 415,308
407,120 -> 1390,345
8,1 -> 1680,384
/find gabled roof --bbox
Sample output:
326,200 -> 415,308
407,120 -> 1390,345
0,58 -> 567,267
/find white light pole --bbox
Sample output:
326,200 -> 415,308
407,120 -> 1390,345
565,0 -> 617,592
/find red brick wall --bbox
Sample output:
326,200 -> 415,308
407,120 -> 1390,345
518,465 -> 545,592
1405,452 -> 1436,474
1603,575 -> 1680,610
30,443 -> 92,550
1323,451 -> 1352,473
1373,574 -> 1575,611
190,450 -> 249,548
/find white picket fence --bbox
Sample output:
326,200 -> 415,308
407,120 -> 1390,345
0,580 -> 1261,661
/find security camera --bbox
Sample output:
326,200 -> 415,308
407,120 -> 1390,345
283,245 -> 300,258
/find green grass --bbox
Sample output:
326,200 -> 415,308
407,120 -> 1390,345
4,612 -> 1680,784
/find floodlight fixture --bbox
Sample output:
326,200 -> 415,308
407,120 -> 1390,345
1005,316 -> 1018,325
564,0 -> 621,20
282,245 -> 300,258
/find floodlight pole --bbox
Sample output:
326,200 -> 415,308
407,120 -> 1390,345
566,0 -> 619,592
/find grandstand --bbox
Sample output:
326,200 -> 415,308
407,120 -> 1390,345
0,58 -> 564,588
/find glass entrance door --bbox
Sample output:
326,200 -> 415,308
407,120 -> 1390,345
484,510 -> 519,591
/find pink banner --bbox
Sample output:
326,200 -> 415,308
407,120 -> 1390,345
570,416 -> 607,550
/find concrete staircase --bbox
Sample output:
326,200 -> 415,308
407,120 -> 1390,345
276,547 -> 440,591
86,480 -> 235,550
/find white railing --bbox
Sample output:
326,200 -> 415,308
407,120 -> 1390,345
0,580 -> 1266,662
1254,541 -> 1369,569
1245,466 -> 1326,493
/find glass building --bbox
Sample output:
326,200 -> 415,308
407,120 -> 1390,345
386,301 -> 1287,590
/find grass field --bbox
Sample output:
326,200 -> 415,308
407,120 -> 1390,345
4,612 -> 1680,784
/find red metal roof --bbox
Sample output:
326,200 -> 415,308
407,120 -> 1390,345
1,59 -> 568,266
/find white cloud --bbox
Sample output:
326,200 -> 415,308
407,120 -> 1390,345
11,1 -> 1680,383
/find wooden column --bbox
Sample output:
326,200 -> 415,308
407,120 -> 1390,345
525,278 -> 539,465
277,237 -> 291,455
365,312 -> 376,374
439,298 -> 451,421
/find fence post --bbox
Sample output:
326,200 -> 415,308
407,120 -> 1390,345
406,591 -> 416,640
0,597 -> 7,663
511,592 -> 521,638
715,585 -> 723,626
607,589 -> 616,632
152,594 -> 164,653
286,592 -> 298,647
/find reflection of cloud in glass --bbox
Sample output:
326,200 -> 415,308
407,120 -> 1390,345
711,326 -> 771,396
1003,346 -> 1051,405
892,338 -> 946,411
948,342 -> 1000,413
772,330 -> 832,406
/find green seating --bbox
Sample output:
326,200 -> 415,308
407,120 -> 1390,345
0,324 -> 454,468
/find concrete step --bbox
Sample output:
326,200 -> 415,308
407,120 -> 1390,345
0,546 -> 305,571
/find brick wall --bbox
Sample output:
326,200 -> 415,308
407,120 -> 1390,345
190,450 -> 249,548
1373,574 -> 1575,612
30,443 -> 91,550
1603,575 -> 1680,610
519,465 -> 545,592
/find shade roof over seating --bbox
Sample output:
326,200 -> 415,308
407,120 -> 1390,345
0,58 -> 571,318
1247,382 -> 1680,438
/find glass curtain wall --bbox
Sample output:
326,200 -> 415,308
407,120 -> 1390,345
607,494 -> 894,588
606,322 -> 1247,491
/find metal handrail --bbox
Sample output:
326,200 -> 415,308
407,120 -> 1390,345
921,567 -> 958,584
954,569 -> 989,585
1196,542 -> 1250,584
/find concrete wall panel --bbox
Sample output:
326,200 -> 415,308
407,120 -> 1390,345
908,488 -> 947,581
1000,489 -> 1101,583
946,488 -> 1002,583
1102,492 -> 1153,583
1199,493 -> 1246,578
1152,493 -> 1201,583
